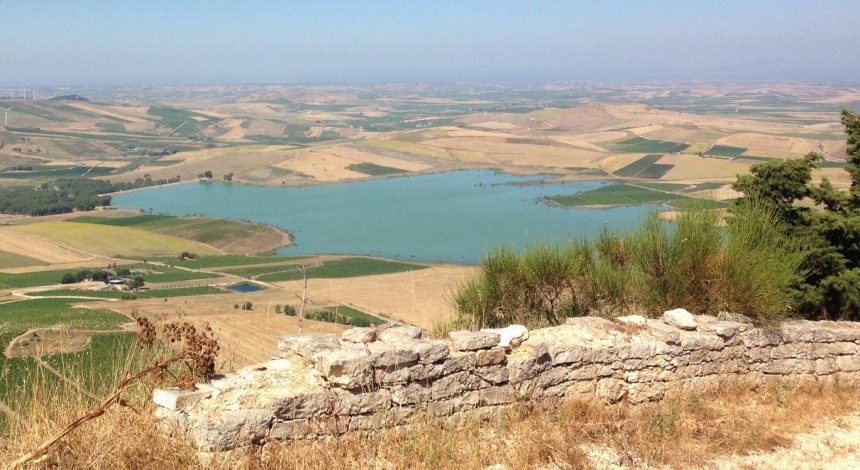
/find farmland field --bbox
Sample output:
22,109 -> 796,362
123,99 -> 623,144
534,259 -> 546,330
253,257 -> 428,282
546,183 -> 702,207
705,145 -> 748,157
615,136 -> 689,154
6,222 -> 220,258
345,162 -> 408,176
613,154 -> 674,179
0,250 -> 43,270
34,285 -> 227,299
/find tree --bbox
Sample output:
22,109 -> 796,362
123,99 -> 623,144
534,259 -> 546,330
125,276 -> 145,290
731,109 -> 860,320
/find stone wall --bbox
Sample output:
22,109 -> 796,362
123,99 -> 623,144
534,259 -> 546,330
153,311 -> 860,452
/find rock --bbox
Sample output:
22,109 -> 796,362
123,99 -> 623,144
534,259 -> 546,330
341,327 -> 378,344
481,324 -> 529,348
153,385 -> 214,411
314,349 -> 373,387
367,342 -> 419,367
278,333 -> 340,359
616,315 -> 647,327
699,321 -> 745,339
662,308 -> 697,331
449,330 -> 500,351
379,325 -> 422,342
413,339 -> 450,363
475,347 -> 506,366
187,409 -> 272,452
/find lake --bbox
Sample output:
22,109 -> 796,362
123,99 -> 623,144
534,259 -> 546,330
112,170 -> 663,264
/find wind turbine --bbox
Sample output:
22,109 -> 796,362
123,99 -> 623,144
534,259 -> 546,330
4,106 -> 13,127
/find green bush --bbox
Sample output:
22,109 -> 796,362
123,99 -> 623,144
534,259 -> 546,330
451,202 -> 805,330
283,305 -> 297,316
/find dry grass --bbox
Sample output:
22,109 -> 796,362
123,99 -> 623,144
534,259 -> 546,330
3,376 -> 859,469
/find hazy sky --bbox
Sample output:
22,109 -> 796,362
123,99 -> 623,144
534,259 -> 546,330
1,0 -> 858,85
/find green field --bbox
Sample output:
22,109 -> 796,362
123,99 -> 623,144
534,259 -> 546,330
0,250 -> 43,270
616,136 -> 689,153
614,154 -> 674,179
705,145 -> 748,157
252,257 -> 427,282
346,162 -> 408,176
151,254 -> 305,269
0,263 -> 216,289
33,285 -> 227,299
0,165 -> 115,180
68,214 -> 173,226
632,182 -> 691,191
306,305 -> 386,327
546,183 -> 723,208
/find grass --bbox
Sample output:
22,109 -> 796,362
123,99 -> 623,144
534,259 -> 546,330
705,145 -> 748,157
0,165 -> 114,180
546,183 -> 703,207
0,264 -> 216,289
0,250 -> 43,270
254,257 -> 427,282
9,222 -> 219,258
0,268 -> 79,289
68,215 -> 173,227
346,162 -> 407,176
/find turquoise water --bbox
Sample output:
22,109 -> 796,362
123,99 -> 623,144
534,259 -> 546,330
112,170 -> 662,264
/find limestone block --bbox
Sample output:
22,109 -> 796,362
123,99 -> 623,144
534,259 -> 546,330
379,325 -> 423,342
314,349 -> 372,388
376,365 -> 411,386
390,382 -> 430,406
408,362 -> 444,382
279,333 -> 340,359
549,344 -> 586,365
440,352 -> 477,375
449,330 -> 500,351
153,385 -> 214,411
780,322 -> 816,343
646,320 -> 682,344
616,315 -> 647,327
815,358 -> 838,375
836,354 -> 860,372
476,347 -> 507,366
507,357 -> 549,384
413,339 -> 450,363
267,390 -> 333,420
332,389 -> 392,416
475,385 -> 516,406
475,364 -> 509,384
481,324 -> 529,348
596,378 -> 627,403
187,409 -> 272,452
739,329 -> 783,348
565,316 -> 616,330
431,371 -> 484,400
366,342 -> 419,368
341,327 -> 378,344
662,308 -> 697,331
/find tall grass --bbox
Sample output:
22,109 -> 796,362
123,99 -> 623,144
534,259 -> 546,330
450,202 -> 805,330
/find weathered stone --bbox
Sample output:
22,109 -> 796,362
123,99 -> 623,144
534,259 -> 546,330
476,347 -> 507,366
278,333 -> 340,359
413,339 -> 450,363
267,390 -> 333,420
431,371 -> 484,400
366,342 -> 419,367
314,349 -> 372,388
341,327 -> 378,344
474,364 -> 509,384
507,356 -> 548,384
332,389 -> 391,415
475,385 -> 516,406
153,385 -> 214,411
379,325 -> 423,342
449,330 -> 500,351
698,321 -> 745,339
187,409 -> 272,451
662,308 -> 697,331
549,344 -> 587,365
616,315 -> 647,327
596,378 -> 627,403
481,324 -> 529,348
646,320 -> 682,344
565,316 -> 615,330
440,352 -> 477,375
739,328 -> 783,347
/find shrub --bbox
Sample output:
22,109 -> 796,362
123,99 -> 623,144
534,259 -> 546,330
283,305 -> 296,316
451,203 -> 805,330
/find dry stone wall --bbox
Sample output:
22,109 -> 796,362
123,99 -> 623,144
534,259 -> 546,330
153,312 -> 860,452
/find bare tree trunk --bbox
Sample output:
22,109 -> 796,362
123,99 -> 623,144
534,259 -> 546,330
296,264 -> 309,335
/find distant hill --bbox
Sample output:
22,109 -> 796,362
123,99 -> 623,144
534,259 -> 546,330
49,94 -> 90,102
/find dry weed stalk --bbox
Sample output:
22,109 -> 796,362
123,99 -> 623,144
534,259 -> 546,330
6,317 -> 219,469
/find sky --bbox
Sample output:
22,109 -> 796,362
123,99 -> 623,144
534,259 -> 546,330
0,0 -> 858,85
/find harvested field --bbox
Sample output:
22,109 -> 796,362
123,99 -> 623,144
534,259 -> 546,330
273,264 -> 475,329
0,250 -> 43,270
0,229 -> 95,265
7,222 -> 219,258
